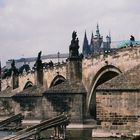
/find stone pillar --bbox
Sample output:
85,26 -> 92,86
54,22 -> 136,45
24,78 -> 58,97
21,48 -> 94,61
12,73 -> 19,89
10,60 -> 19,89
67,57 -> 82,82
67,31 -> 83,82
36,68 -> 43,86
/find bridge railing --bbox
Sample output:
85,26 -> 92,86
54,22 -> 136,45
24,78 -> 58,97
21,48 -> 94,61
1,113 -> 70,140
0,113 -> 24,129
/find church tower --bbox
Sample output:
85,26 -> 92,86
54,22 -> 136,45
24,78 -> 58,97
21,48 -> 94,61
82,31 -> 90,57
90,32 -> 94,54
92,24 -> 103,54
95,24 -> 100,38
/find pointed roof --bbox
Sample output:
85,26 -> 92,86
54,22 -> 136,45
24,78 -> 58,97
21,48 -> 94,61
84,30 -> 87,39
83,30 -> 88,44
82,30 -> 90,56
97,64 -> 140,90
95,23 -> 100,37
90,32 -> 94,46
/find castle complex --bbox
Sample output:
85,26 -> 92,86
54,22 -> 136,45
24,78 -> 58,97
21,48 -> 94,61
82,24 -> 111,57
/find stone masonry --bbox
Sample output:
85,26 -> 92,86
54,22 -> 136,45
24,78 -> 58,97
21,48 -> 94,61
95,65 -> 140,134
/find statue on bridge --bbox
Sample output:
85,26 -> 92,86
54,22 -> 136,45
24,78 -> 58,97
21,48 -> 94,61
69,31 -> 80,58
11,59 -> 19,76
34,51 -> 44,85
130,35 -> 135,47
130,35 -> 135,41
34,51 -> 43,71
11,59 -> 19,89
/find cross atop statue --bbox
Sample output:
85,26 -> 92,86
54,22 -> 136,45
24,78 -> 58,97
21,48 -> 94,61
69,31 -> 80,58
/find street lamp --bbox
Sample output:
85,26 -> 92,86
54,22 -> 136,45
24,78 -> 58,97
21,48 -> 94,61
57,51 -> 60,64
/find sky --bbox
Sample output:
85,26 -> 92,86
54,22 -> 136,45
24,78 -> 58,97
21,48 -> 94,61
0,0 -> 140,66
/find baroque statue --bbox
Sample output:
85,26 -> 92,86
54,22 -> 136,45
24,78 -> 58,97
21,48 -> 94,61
34,51 -> 43,71
69,31 -> 80,58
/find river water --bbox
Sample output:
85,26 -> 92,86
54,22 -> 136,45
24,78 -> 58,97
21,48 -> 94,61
66,129 -> 131,140
0,129 -> 131,140
0,131 -> 13,138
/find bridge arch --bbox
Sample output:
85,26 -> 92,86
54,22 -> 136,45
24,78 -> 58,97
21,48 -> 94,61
87,65 -> 122,118
23,81 -> 33,90
50,75 -> 66,88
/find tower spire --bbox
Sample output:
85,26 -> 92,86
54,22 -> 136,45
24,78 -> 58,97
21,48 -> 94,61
90,31 -> 93,45
84,30 -> 88,40
82,30 -> 89,57
96,23 -> 100,37
108,30 -> 111,44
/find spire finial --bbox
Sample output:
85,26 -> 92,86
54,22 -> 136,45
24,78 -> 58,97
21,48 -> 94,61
96,23 -> 100,37
97,23 -> 99,30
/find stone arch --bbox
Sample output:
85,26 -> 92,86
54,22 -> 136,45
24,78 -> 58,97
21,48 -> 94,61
23,81 -> 33,90
50,75 -> 66,88
87,65 -> 122,118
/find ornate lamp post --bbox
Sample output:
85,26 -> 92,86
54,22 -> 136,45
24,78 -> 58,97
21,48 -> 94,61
57,51 -> 60,64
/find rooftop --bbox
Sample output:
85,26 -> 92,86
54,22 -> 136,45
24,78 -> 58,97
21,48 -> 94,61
7,53 -> 69,63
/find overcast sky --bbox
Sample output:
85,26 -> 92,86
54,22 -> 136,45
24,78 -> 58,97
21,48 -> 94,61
0,0 -> 140,66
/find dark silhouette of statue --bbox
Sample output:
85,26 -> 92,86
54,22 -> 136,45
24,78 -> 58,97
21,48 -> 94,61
130,35 -> 135,41
11,59 -> 19,89
69,31 -> 80,58
11,60 -> 19,76
34,51 -> 43,71
130,35 -> 135,47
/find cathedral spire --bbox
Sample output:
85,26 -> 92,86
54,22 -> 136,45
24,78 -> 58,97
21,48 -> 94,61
84,30 -> 88,41
82,30 -> 89,57
82,31 -> 91,57
90,32 -> 94,46
96,23 -> 100,37
108,31 -> 111,44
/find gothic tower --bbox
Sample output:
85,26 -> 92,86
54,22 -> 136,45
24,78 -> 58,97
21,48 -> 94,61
82,31 -> 90,57
92,24 -> 103,54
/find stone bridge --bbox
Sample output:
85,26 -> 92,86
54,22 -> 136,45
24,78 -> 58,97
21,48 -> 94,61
82,46 -> 140,112
1,64 -> 67,91
1,46 -> 140,114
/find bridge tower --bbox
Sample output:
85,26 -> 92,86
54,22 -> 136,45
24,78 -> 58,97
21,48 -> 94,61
67,31 -> 82,82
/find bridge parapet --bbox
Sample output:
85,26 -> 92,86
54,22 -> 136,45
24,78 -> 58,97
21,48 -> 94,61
18,72 -> 35,91
82,46 -> 140,92
1,63 -> 67,92
43,63 -> 67,88
1,77 -> 12,91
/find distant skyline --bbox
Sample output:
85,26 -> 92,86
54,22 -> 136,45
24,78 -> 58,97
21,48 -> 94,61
0,0 -> 140,66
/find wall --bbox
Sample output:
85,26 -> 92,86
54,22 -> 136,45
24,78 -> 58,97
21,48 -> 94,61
0,93 -> 86,123
96,90 -> 140,132
43,93 -> 86,123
